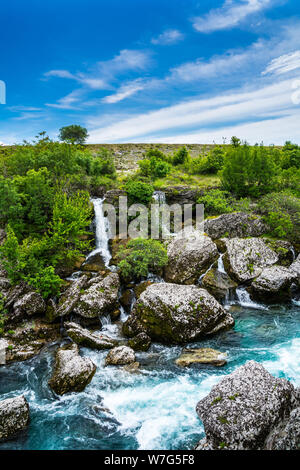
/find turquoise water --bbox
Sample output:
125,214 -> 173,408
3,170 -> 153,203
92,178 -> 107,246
0,300 -> 299,450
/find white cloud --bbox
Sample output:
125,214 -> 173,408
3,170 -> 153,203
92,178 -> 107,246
86,78 -> 299,144
151,29 -> 184,45
192,0 -> 271,33
262,50 -> 300,75
102,80 -> 145,104
46,89 -> 83,109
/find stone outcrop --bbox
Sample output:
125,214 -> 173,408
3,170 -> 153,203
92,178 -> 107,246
204,212 -> 267,240
49,344 -> 96,395
196,361 -> 297,450
164,232 -> 218,284
81,253 -> 106,272
123,283 -> 234,344
105,346 -> 136,366
57,275 -> 89,318
0,396 -> 30,440
13,291 -> 46,318
128,332 -> 152,352
65,322 -> 118,350
73,273 -> 120,319
264,407 -> 300,450
290,254 -> 300,286
175,348 -> 227,367
223,238 -> 279,283
251,265 -> 296,300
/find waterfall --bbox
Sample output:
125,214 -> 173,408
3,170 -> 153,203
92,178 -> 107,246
236,287 -> 268,310
87,198 -> 112,267
217,253 -> 226,274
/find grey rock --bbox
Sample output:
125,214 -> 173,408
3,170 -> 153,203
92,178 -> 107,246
264,407 -> 300,450
196,361 -> 296,450
251,265 -> 296,300
0,396 -> 29,440
14,291 -> 46,317
165,232 -> 218,284
202,269 -> 237,301
49,344 -> 96,395
223,238 -> 279,283
105,346 -> 136,366
204,213 -> 267,240
57,275 -> 89,317
290,254 -> 300,286
65,322 -> 118,350
124,283 -> 234,344
175,348 -> 227,367
128,332 -> 152,351
74,272 -> 120,319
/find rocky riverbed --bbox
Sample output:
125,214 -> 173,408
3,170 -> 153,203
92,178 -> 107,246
0,198 -> 299,450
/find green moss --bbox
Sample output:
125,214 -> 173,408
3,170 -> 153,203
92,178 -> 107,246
211,396 -> 222,406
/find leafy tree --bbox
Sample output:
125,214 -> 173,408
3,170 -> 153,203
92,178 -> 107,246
230,136 -> 241,147
198,190 -> 232,216
117,238 -> 168,281
59,125 -> 89,145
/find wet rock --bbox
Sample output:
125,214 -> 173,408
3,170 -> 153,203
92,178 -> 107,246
105,346 -> 136,366
123,362 -> 140,373
49,344 -> 96,395
124,283 -> 234,344
204,212 -> 267,240
251,265 -> 296,301
0,396 -> 30,440
119,289 -> 135,311
134,281 -> 152,299
81,253 -> 106,272
196,361 -> 296,450
164,232 -> 218,284
57,275 -> 89,318
265,240 -> 296,266
223,238 -> 278,283
73,272 -> 120,319
175,348 -> 227,367
202,269 -> 237,301
5,342 -> 45,363
290,254 -> 300,286
128,332 -> 152,351
110,309 -> 121,321
65,322 -> 118,350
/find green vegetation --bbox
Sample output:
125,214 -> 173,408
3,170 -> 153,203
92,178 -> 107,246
116,238 -> 168,281
0,133 -> 117,298
125,180 -> 154,205
59,125 -> 89,145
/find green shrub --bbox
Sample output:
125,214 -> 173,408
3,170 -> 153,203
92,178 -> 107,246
125,180 -> 154,205
117,238 -> 168,281
258,191 -> 300,242
91,148 -> 116,178
198,190 -> 232,216
172,146 -> 189,166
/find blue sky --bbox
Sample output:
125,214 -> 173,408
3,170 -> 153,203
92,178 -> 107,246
1,0 -> 300,145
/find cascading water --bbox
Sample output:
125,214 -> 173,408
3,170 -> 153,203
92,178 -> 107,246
217,253 -> 226,274
235,287 -> 268,310
87,198 -> 112,267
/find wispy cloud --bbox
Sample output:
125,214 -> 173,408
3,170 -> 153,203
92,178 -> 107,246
46,89 -> 84,110
262,50 -> 300,75
192,0 -> 272,33
86,78 -> 297,144
102,80 -> 145,104
151,29 -> 184,45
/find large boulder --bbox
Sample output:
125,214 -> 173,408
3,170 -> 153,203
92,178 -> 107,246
0,396 -> 30,440
81,253 -> 106,273
223,238 -> 278,283
73,273 -> 120,320
204,212 -> 267,240
105,346 -> 136,366
164,232 -> 218,284
65,322 -> 118,350
202,269 -> 237,301
49,344 -> 96,395
123,283 -> 234,344
251,265 -> 297,301
196,361 -> 297,450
